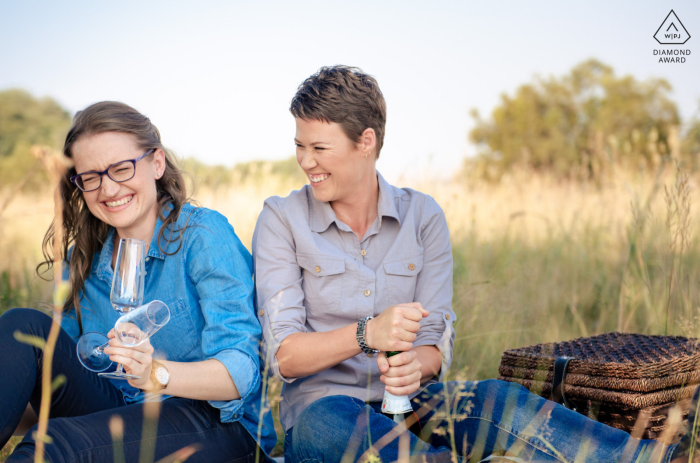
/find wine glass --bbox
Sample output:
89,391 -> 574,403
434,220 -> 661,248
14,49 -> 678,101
109,238 -> 146,377
77,300 -> 171,379
111,238 -> 146,314
76,238 -> 146,379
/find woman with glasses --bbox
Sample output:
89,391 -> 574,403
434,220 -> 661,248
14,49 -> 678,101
253,66 -> 697,463
0,101 -> 276,462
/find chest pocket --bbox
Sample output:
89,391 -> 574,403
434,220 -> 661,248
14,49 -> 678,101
297,254 -> 346,314
383,254 -> 424,303
151,298 -> 198,360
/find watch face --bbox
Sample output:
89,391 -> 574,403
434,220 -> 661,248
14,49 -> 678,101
155,367 -> 169,385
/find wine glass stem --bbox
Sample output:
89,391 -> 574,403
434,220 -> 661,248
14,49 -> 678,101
95,342 -> 109,355
94,342 -> 124,374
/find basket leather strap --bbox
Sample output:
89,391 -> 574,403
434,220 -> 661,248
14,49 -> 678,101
551,356 -> 574,410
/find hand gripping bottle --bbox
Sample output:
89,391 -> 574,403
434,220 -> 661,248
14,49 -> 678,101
381,351 -> 423,438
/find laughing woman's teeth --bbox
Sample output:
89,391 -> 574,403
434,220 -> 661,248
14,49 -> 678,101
311,174 -> 329,183
106,196 -> 133,208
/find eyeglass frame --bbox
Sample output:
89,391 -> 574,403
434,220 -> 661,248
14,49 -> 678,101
70,149 -> 157,192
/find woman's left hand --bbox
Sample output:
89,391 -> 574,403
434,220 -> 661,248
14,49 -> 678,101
376,350 -> 422,396
104,329 -> 155,390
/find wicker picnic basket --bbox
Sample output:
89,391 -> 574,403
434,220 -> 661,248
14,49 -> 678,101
498,332 -> 700,443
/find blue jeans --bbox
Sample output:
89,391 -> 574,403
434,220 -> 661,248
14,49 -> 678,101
287,381 -> 680,463
0,308 -> 261,463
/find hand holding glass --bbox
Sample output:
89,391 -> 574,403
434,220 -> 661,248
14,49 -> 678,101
77,300 -> 170,380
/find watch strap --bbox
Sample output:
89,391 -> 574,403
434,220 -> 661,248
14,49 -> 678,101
149,359 -> 168,391
357,316 -> 379,355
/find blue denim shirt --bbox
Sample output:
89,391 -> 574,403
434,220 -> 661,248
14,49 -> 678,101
61,203 -> 276,455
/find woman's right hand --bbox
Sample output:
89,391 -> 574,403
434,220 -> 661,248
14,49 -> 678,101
365,302 -> 429,352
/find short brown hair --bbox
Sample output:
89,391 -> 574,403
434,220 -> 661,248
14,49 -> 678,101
290,65 -> 387,158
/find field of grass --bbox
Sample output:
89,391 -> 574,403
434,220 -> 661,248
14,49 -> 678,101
2,160 -> 699,460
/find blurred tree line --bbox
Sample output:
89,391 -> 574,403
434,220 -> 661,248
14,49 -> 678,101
181,156 -> 306,193
0,90 -> 305,192
469,59 -> 700,179
3,60 -> 700,189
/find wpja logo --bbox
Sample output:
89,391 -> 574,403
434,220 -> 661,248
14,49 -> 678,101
653,10 -> 691,63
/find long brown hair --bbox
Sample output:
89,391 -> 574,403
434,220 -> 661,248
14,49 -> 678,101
38,101 -> 189,334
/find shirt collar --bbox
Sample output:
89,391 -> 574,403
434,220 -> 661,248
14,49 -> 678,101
376,171 -> 401,227
308,171 -> 400,233
148,211 -> 168,260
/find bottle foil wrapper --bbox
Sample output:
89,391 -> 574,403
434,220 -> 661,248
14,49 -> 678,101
382,391 -> 413,414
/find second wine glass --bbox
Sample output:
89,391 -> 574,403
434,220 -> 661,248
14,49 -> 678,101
77,300 -> 171,380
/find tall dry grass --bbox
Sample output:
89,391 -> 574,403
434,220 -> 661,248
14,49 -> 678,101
188,159 -> 700,455
197,159 -> 700,381
2,159 -> 700,459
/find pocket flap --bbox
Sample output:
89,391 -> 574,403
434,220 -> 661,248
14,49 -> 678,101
383,255 -> 424,276
297,254 -> 346,277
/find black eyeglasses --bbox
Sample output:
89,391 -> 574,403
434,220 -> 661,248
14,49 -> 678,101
70,149 -> 156,192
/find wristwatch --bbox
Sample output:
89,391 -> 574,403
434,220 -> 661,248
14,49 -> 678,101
149,359 -> 170,391
357,316 -> 379,355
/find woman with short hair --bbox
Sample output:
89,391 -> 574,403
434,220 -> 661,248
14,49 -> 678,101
0,101 -> 276,462
253,65 -> 696,463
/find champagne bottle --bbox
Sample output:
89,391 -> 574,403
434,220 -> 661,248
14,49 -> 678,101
381,351 -> 423,438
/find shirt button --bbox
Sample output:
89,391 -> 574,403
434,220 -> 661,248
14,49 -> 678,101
315,266 -> 321,273
258,310 -> 265,316
361,250 -> 367,256
364,290 -> 371,297
408,263 -> 415,270
445,314 -> 451,320
145,257 -> 150,262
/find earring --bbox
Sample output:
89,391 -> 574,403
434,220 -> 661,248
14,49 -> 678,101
366,151 -> 370,158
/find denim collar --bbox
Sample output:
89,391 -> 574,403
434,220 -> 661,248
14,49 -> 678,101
94,207 -> 172,284
309,171 -> 401,233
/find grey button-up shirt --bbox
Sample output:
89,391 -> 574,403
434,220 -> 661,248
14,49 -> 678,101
253,172 -> 455,431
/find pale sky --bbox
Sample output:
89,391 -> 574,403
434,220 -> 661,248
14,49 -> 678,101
1,0 -> 698,182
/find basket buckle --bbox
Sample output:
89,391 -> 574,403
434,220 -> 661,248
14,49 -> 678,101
551,356 -> 575,411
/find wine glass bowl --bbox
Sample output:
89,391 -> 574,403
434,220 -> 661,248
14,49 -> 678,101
114,300 -> 171,348
111,238 -> 146,314
114,323 -> 148,347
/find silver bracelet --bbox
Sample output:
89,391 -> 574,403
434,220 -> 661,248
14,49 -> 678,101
357,316 -> 379,355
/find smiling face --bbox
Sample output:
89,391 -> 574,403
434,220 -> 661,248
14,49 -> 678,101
71,131 -> 165,241
294,118 -> 375,204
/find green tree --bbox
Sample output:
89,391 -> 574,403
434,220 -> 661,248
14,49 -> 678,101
469,59 -> 681,177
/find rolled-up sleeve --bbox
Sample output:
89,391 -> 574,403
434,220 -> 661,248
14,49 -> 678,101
412,198 -> 455,381
252,199 -> 307,383
185,210 -> 261,419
